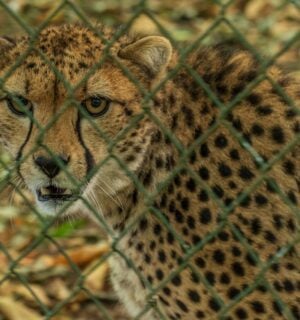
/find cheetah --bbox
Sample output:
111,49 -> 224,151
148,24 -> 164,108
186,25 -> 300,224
0,24 -> 299,320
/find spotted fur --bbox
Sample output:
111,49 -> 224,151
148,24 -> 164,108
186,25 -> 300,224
0,24 -> 299,319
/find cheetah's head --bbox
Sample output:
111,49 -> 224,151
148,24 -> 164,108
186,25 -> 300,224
0,25 -> 172,218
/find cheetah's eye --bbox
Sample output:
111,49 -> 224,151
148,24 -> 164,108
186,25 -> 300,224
81,96 -> 110,117
6,95 -> 33,117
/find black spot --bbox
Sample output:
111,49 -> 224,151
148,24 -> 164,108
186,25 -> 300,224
194,127 -> 203,139
230,149 -> 240,160
172,274 -> 182,286
285,108 -> 297,118
239,166 -> 254,180
192,235 -> 202,245
273,280 -> 282,291
283,279 -> 294,292
158,250 -> 167,263
250,218 -> 261,234
198,167 -> 210,180
132,189 -> 138,204
171,114 -> 178,129
139,218 -> 148,231
291,306 -> 300,318
199,143 -> 210,157
254,193 -> 268,206
189,150 -> 197,164
228,181 -> 237,189
199,208 -> 212,224
218,162 -> 232,177
224,197 -> 234,206
144,254 -> 151,263
209,298 -> 221,312
195,256 -> 206,268
257,285 -> 267,292
124,107 -> 133,116
151,131 -> 162,143
270,126 -> 285,144
288,190 -> 297,204
232,118 -> 243,131
175,209 -> 184,223
190,271 -> 200,284
212,185 -> 224,198
182,105 -> 194,127
231,83 -> 245,96
136,242 -> 144,252
235,307 -> 248,319
187,215 -> 196,229
169,201 -> 176,213
213,249 -> 225,265
250,301 -> 265,314
215,134 -> 228,149
251,123 -> 264,136
174,175 -> 181,186
240,194 -> 251,207
167,232 -> 174,244
232,262 -> 245,276
188,289 -> 201,303
186,178 -> 196,192
240,70 -> 257,82
232,246 -> 242,257
153,224 -> 162,235
176,299 -> 189,313
159,295 -> 170,306
283,160 -> 295,175
246,253 -> 257,266
156,269 -> 164,280
159,194 -> 167,208
195,310 -> 205,318
220,272 -> 230,284
200,103 -> 210,115
168,183 -> 174,194
256,105 -> 273,115
293,121 -> 300,133
287,219 -> 296,232
205,271 -> 215,286
218,231 -> 229,241
265,231 -> 277,242
125,154 -> 135,162
143,170 -> 153,186
247,93 -> 262,106
147,275 -> 153,284
198,190 -> 209,202
228,287 -> 240,299
271,263 -> 280,272
150,241 -> 156,250
181,197 -> 190,210
162,286 -> 171,296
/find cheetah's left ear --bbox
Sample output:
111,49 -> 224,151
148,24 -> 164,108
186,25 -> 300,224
118,36 -> 172,77
0,36 -> 16,53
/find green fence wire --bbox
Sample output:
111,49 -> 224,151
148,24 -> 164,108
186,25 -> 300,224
0,0 -> 299,319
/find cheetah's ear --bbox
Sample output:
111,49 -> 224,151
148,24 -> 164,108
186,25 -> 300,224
0,36 -> 16,53
118,36 -> 172,77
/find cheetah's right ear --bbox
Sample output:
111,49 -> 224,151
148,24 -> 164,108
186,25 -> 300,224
0,36 -> 16,53
118,36 -> 172,77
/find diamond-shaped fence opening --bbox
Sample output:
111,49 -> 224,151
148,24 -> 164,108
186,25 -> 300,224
0,1 -> 299,319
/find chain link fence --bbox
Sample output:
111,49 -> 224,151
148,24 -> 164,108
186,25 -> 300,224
0,0 -> 299,319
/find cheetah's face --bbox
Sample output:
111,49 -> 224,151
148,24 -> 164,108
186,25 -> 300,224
0,25 -> 172,217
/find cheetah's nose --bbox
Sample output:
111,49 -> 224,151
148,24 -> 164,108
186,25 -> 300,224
34,155 -> 70,178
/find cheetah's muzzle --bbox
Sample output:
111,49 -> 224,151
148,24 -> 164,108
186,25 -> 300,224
37,185 -> 75,202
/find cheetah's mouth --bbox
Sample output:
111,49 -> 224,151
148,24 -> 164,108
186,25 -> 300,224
37,185 -> 76,202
